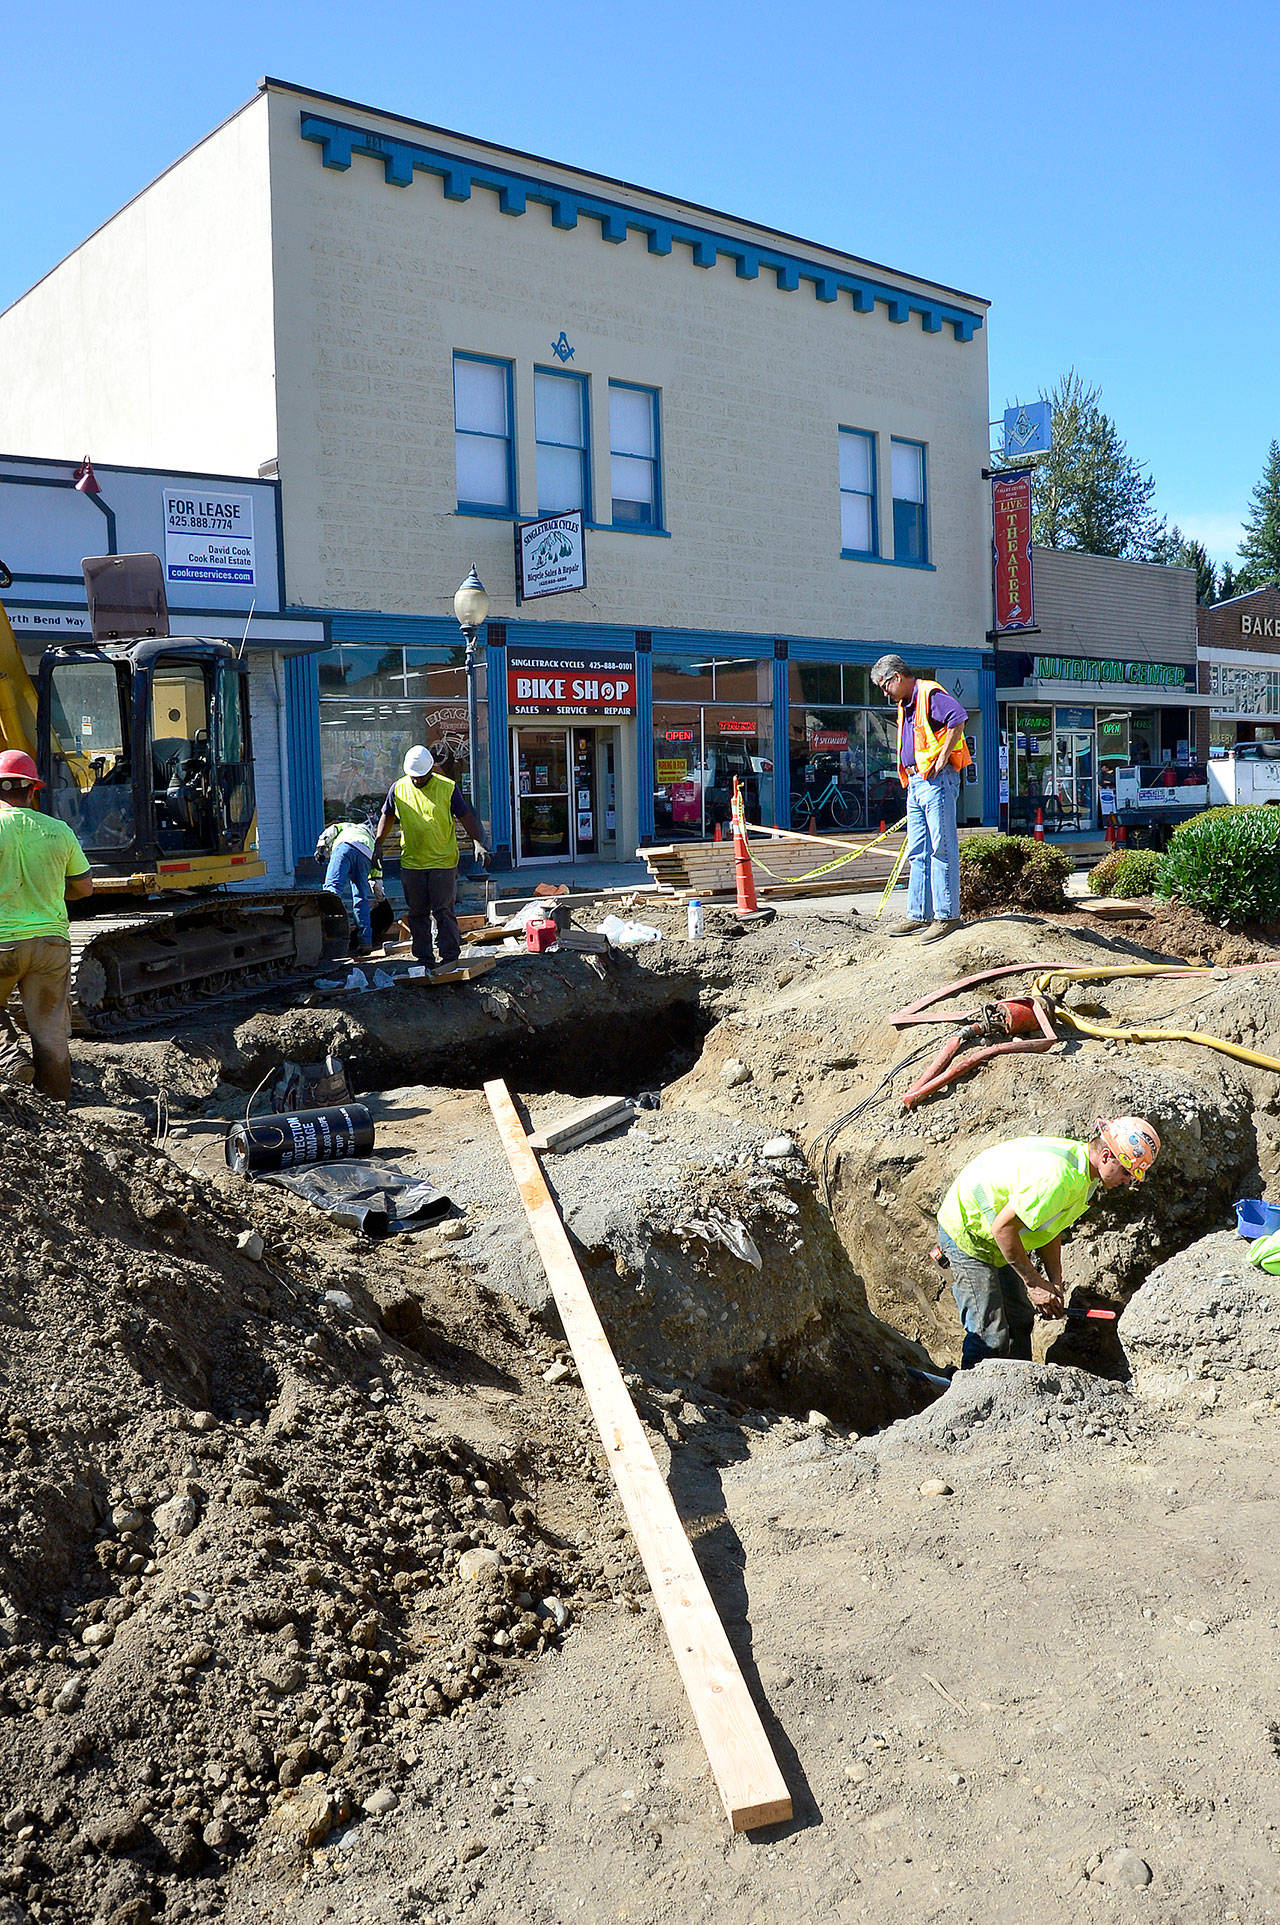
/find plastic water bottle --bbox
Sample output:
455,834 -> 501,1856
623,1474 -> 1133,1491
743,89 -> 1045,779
687,899 -> 705,941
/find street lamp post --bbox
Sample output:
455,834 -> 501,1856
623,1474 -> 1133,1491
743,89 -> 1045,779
453,565 -> 490,845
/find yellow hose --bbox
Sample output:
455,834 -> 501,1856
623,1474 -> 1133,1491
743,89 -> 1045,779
1050,1002 -> 1280,1076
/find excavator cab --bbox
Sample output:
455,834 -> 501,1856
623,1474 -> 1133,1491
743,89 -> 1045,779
36,555 -> 259,879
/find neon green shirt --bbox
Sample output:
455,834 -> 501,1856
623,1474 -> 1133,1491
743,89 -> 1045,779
0,806 -> 90,940
938,1137 -> 1097,1265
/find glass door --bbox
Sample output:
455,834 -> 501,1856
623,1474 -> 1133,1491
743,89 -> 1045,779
1053,730 -> 1096,828
571,728 -> 598,855
514,727 -> 571,862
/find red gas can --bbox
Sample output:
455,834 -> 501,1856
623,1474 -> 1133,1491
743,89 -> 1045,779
525,917 -> 559,954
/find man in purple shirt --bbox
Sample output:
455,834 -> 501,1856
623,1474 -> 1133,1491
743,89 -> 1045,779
872,653 -> 972,942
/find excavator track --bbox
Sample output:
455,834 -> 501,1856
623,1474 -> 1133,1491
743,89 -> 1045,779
68,890 -> 351,1034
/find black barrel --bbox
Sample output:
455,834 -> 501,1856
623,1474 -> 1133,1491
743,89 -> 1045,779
225,1104 -> 375,1176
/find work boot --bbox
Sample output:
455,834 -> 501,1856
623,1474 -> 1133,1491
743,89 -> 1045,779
919,919 -> 963,944
888,919 -> 930,938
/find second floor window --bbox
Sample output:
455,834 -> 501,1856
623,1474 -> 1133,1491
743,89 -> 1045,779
839,429 -> 878,556
891,438 -> 928,563
609,382 -> 661,529
454,354 -> 514,514
535,370 -> 589,517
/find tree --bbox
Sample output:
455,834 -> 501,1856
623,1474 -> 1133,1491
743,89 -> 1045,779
1150,523 -> 1217,603
1238,440 -> 1280,590
997,369 -> 1163,562
1218,560 -> 1240,602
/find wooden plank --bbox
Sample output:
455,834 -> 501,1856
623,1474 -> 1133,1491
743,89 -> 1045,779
426,958 -> 499,984
528,1096 -> 633,1153
484,1079 -> 793,1834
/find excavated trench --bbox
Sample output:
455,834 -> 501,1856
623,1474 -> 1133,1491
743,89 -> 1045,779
90,917 -> 1280,1425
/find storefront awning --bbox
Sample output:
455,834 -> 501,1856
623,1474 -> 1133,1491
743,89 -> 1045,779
997,681 -> 1217,709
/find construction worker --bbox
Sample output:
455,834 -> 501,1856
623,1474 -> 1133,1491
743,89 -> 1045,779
374,746 -> 487,971
871,652 -> 971,943
936,1118 -> 1160,1369
316,813 -> 378,955
0,749 -> 93,1103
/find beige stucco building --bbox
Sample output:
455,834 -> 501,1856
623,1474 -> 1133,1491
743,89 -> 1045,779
0,78 -> 995,868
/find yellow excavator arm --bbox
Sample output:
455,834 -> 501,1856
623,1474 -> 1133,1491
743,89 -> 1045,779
0,595 -> 39,761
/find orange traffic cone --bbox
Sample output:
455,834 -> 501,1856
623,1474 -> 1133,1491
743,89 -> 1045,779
713,819 -> 723,843
1104,818 -> 1115,844
731,779 -> 759,914
1118,825 -> 1127,844
1033,807 -> 1045,842
729,778 -> 773,923
880,818 -> 887,833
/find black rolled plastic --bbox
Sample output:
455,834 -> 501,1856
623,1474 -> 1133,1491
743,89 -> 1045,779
225,1104 -> 375,1176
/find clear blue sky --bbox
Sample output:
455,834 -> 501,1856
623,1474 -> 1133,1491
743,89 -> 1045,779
5,0 -> 1275,566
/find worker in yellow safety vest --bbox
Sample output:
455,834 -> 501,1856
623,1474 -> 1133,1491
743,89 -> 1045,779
936,1118 -> 1160,1367
871,652 -> 972,944
374,747 -> 488,971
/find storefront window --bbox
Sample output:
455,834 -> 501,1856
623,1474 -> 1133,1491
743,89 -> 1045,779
319,642 -> 483,829
652,702 -> 773,841
1126,708 -> 1157,765
653,657 -> 714,701
780,662 -> 926,830
1097,710 -> 1129,769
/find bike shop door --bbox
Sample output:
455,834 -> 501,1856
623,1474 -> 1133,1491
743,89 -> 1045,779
512,725 -> 619,864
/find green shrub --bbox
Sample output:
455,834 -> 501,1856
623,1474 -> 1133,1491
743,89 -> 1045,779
1087,848 -> 1163,897
1170,804 -> 1276,838
1157,809 -> 1280,927
1109,849 -> 1164,898
959,834 -> 1072,915
1087,849 -> 1125,896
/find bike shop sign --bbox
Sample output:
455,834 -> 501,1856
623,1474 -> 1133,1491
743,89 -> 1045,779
514,511 -> 586,602
163,489 -> 256,586
808,728 -> 849,752
507,646 -> 637,716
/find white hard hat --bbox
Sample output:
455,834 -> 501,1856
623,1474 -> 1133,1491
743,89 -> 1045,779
403,745 -> 435,778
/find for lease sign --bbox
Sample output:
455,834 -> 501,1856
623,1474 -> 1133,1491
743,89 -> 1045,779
507,647 -> 637,716
163,489 -> 256,586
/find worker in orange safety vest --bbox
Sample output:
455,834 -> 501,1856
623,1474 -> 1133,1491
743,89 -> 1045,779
872,652 -> 972,945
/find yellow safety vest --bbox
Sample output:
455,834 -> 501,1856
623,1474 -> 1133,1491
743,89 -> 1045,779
393,774 -> 459,870
897,678 -> 973,785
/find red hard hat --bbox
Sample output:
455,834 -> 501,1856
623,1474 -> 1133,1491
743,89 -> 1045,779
0,750 -> 44,790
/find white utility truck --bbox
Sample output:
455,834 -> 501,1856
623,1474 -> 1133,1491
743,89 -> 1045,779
1205,744 -> 1280,806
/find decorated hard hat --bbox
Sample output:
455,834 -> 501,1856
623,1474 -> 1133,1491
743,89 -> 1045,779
0,749 -> 43,790
1098,1116 -> 1161,1182
403,745 -> 435,778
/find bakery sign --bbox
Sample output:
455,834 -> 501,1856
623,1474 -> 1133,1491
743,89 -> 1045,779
507,646 -> 637,716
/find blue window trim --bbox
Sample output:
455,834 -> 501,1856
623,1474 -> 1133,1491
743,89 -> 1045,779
838,426 -> 878,560
533,365 -> 591,521
841,551 -> 937,572
452,510 -> 671,537
453,351 -> 516,516
608,380 -> 663,533
300,111 -> 985,343
890,435 -> 928,566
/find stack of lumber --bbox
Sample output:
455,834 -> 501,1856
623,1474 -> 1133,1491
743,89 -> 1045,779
641,827 -> 990,900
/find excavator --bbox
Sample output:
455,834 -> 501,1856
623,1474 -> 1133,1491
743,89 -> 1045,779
0,551 -> 347,1031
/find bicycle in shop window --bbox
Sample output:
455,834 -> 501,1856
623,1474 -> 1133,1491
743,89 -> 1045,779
790,771 -> 864,831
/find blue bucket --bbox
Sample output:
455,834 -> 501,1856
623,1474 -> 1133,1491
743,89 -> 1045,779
1234,1198 -> 1280,1240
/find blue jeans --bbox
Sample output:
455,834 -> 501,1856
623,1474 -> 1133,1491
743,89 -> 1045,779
905,765 -> 961,923
325,841 -> 373,948
938,1226 -> 1034,1369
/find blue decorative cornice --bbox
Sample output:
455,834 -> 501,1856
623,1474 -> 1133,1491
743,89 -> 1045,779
299,112 -> 983,344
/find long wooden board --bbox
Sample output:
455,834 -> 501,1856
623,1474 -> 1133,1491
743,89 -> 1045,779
484,1079 -> 793,1833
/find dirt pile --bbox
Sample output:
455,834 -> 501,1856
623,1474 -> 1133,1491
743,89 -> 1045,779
0,1088 -> 625,1925
1121,1228 -> 1280,1400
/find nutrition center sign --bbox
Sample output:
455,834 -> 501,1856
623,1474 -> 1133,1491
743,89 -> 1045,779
507,646 -> 637,716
